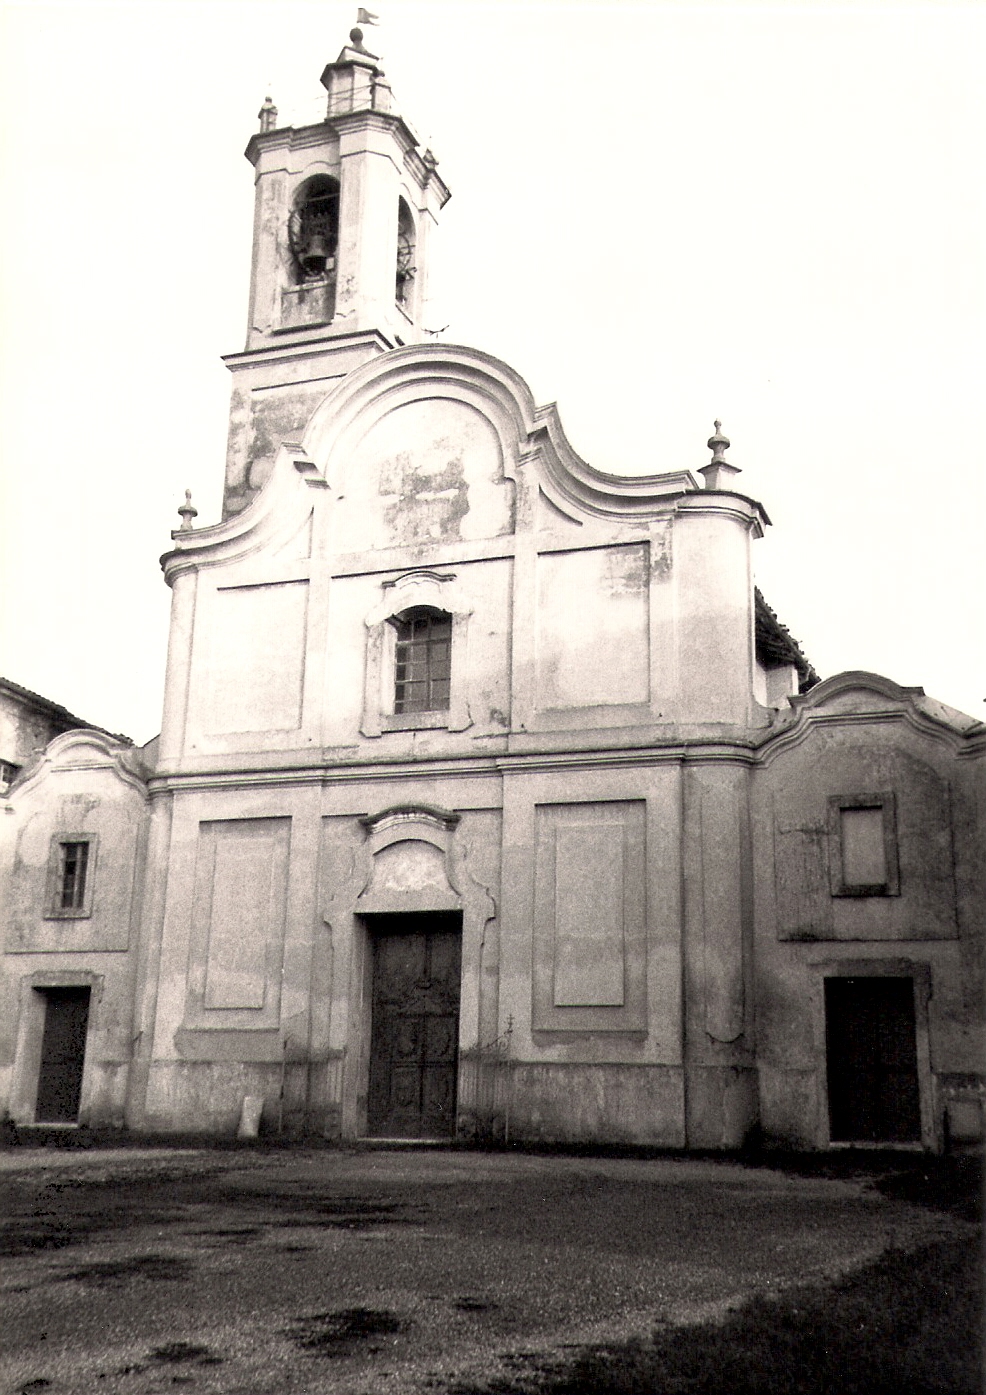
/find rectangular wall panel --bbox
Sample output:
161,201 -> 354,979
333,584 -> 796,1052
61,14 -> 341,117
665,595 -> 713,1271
203,827 -> 277,1008
185,818 -> 291,1029
840,807 -> 888,887
533,801 -> 646,1032
535,545 -> 649,709
203,580 -> 308,734
553,823 -> 625,1006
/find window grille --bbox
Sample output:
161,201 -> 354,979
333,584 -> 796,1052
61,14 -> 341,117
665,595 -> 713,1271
393,610 -> 451,713
59,841 -> 90,911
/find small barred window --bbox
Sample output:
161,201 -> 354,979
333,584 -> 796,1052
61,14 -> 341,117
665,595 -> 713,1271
59,841 -> 90,911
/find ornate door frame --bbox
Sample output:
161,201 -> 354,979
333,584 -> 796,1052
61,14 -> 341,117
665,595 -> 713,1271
323,803 -> 495,1139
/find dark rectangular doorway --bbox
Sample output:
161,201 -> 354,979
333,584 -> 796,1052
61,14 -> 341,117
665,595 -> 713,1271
825,976 -> 921,1143
366,913 -> 462,1139
35,987 -> 91,1124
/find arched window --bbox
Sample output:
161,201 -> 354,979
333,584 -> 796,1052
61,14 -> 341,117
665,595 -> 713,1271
288,176 -> 340,283
392,607 -> 451,713
395,197 -> 416,306
361,571 -> 473,737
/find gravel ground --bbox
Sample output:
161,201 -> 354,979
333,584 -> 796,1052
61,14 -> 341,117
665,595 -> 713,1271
0,1146 -> 973,1395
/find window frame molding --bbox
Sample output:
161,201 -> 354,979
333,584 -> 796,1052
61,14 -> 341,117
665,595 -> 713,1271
361,570 -> 473,737
44,833 -> 98,921
827,792 -> 900,898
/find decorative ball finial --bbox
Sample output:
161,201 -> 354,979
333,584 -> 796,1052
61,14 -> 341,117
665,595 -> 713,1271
177,489 -> 198,532
350,25 -> 364,44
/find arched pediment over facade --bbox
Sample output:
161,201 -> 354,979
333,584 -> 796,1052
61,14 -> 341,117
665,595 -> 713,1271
163,344 -> 704,586
301,344 -> 698,543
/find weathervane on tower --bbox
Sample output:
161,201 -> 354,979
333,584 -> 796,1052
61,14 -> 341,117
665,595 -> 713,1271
350,8 -> 380,52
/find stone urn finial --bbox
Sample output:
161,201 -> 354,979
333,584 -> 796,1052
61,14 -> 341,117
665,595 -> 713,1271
699,420 -> 742,491
258,95 -> 278,133
177,489 -> 198,532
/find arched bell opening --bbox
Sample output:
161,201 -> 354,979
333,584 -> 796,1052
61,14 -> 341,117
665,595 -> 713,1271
395,196 -> 416,309
288,175 -> 340,285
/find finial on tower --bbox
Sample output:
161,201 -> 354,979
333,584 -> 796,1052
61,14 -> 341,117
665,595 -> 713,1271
258,95 -> 278,133
699,420 -> 742,491
177,489 -> 198,531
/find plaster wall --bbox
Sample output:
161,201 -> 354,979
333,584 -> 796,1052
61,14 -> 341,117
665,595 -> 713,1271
137,752 -> 709,1145
138,776 -> 500,1136
673,501 -> 758,724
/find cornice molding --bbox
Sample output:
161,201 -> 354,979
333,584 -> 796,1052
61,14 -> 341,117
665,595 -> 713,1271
528,405 -> 697,520
300,343 -> 703,526
757,670 -> 986,763
221,328 -> 392,372
245,111 -> 419,164
143,736 -> 766,797
6,729 -> 149,804
160,444 -> 328,583
677,488 -> 770,537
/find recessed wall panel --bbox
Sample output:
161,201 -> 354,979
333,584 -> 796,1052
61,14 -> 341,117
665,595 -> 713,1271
185,818 -> 290,1029
204,580 -> 308,734
536,544 -> 649,710
553,823 -> 625,1006
840,808 -> 887,886
533,801 -> 646,1032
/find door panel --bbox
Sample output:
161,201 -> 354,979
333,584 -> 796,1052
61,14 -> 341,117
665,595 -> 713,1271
35,988 -> 90,1124
367,913 -> 462,1138
825,976 -> 921,1143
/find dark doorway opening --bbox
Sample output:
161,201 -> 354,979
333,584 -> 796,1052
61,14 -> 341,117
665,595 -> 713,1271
366,912 -> 462,1139
825,976 -> 921,1143
35,987 -> 91,1124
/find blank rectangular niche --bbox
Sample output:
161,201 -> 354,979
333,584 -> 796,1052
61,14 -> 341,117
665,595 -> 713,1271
204,580 -> 308,734
535,544 -> 650,710
554,823 -> 625,1006
533,801 -> 646,1032
189,818 -> 291,1022
828,794 -> 900,897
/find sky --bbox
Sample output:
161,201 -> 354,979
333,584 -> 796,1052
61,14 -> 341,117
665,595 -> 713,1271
0,0 -> 983,744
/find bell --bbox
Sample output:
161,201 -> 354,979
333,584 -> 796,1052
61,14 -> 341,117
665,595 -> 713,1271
300,234 -> 329,276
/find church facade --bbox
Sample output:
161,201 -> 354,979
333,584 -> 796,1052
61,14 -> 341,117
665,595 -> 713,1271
2,31 -> 983,1151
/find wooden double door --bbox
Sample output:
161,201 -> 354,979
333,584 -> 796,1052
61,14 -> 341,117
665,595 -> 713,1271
366,913 -> 462,1139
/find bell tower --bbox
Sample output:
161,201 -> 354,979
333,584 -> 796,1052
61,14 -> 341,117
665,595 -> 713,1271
222,24 -> 451,517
